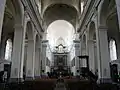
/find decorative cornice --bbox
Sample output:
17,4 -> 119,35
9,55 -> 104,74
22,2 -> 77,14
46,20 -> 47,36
73,40 -> 80,43
21,0 -> 43,37
78,0 -> 101,33
42,40 -> 48,43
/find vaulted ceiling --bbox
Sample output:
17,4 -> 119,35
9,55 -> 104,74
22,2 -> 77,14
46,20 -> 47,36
41,0 -> 81,30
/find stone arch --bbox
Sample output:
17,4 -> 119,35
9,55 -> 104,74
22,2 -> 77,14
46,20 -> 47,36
2,0 -> 24,41
26,21 -> 34,40
88,21 -> 98,73
0,0 -> 25,81
88,21 -> 96,40
12,0 -> 24,25
1,0 -> 24,57
100,0 -> 120,60
42,1 -> 79,16
43,4 -> 78,29
99,0 -> 120,79
108,22 -> 119,61
99,0 -> 116,26
98,0 -> 119,60
23,20 -> 35,79
0,0 -> 23,61
2,0 -> 24,34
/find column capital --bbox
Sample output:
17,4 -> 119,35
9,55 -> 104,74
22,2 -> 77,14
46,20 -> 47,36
27,39 -> 34,42
14,24 -> 24,30
73,40 -> 80,43
42,40 -> 48,43
24,11 -> 29,18
75,44 -> 80,48
42,44 -> 47,47
42,40 -> 48,47
73,40 -> 80,48
98,25 -> 108,31
88,40 -> 96,43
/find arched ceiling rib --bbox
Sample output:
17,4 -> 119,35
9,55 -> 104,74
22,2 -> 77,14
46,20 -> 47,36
43,4 -> 78,29
41,0 -> 80,15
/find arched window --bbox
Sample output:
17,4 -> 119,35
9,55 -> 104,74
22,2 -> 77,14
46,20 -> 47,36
109,39 -> 117,61
81,2 -> 84,13
5,39 -> 12,61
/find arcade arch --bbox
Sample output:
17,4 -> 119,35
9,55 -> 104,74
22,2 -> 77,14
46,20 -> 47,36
0,0 -> 26,81
43,4 -> 78,30
99,0 -> 120,62
88,21 -> 98,74
96,0 -> 120,81
23,21 -> 35,79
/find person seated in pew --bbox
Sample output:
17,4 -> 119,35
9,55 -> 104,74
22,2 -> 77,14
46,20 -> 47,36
0,71 -> 4,83
47,72 -> 52,78
3,71 -> 7,82
41,70 -> 48,78
76,70 -> 80,79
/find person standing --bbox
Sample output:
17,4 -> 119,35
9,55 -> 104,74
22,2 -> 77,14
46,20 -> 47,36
76,70 -> 80,79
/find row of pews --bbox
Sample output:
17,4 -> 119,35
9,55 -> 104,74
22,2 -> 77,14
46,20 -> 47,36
0,78 -> 119,90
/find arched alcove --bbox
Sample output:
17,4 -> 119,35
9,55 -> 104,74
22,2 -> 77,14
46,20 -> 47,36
26,21 -> 34,40
43,4 -> 78,29
88,21 -> 98,73
99,0 -> 119,60
99,0 -> 120,80
99,0 -> 116,26
47,20 -> 75,51
23,21 -> 34,79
